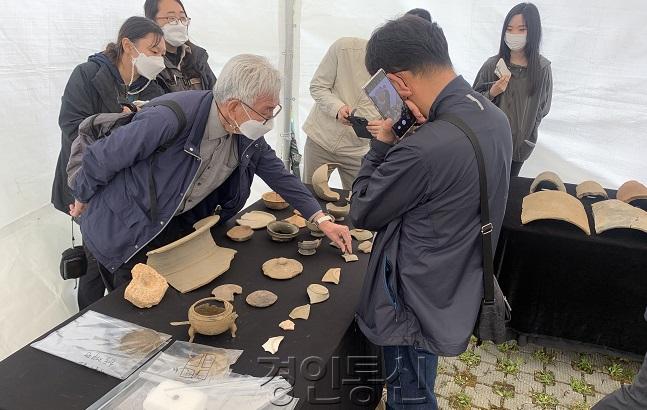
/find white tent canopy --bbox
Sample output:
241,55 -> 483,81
0,0 -> 645,359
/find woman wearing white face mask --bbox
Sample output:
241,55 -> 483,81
144,0 -> 217,93
473,2 -> 553,177
52,16 -> 166,311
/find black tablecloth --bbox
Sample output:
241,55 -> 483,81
497,177 -> 647,354
0,190 -> 382,409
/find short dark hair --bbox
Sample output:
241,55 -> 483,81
365,15 -> 452,76
104,16 -> 164,64
144,0 -> 187,20
405,8 -> 431,22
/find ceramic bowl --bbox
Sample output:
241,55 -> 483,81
262,191 -> 289,210
267,221 -> 299,242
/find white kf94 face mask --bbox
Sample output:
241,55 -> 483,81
505,32 -> 527,51
131,45 -> 165,82
235,104 -> 274,141
162,23 -> 189,47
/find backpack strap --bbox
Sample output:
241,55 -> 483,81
141,99 -> 188,223
144,100 -> 188,151
88,114 -> 99,139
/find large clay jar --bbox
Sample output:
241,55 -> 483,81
187,297 -> 238,342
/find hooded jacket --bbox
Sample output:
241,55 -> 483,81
52,53 -> 164,213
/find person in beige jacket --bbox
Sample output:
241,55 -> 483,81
302,37 -> 381,189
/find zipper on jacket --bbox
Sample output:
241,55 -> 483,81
383,256 -> 398,322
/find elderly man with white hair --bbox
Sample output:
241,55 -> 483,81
69,54 -> 352,289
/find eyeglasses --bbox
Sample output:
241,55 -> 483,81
241,101 -> 282,125
157,16 -> 191,26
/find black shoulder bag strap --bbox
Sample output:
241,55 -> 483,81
142,100 -> 188,222
435,114 -> 495,304
145,100 -> 188,150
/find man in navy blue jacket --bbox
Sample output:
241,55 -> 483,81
350,16 -> 512,409
70,54 -> 352,288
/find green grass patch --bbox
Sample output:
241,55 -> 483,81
607,362 -> 636,384
453,370 -> 477,388
569,377 -> 595,396
449,392 -> 472,410
531,392 -> 559,409
492,381 -> 515,399
458,350 -> 481,368
496,341 -> 519,354
534,370 -> 556,386
532,348 -> 556,365
572,353 -> 595,374
496,357 -> 524,376
568,402 -> 591,410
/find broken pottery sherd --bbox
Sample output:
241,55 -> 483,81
245,290 -> 278,308
521,190 -> 591,235
322,268 -> 341,285
298,239 -> 321,256
329,241 -> 341,250
342,253 -> 359,263
307,284 -> 330,304
529,171 -> 567,194
358,241 -> 373,254
592,199 -> 647,235
289,304 -> 311,320
267,221 -> 299,242
576,180 -> 608,200
262,257 -> 304,280
226,225 -> 254,242
262,191 -> 289,210
350,229 -> 373,241
284,214 -> 306,229
305,220 -> 326,238
279,320 -> 295,331
312,163 -> 342,201
262,336 -> 284,355
617,180 -> 647,204
326,202 -> 350,221
119,328 -> 166,356
171,298 -> 238,343
147,216 -> 237,293
236,211 -> 277,230
211,284 -> 243,302
124,263 -> 169,309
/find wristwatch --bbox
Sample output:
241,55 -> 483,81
314,213 -> 335,228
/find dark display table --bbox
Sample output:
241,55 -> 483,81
0,191 -> 382,409
496,177 -> 647,354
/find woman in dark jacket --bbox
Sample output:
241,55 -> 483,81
144,0 -> 217,92
473,2 -> 552,177
52,16 -> 166,310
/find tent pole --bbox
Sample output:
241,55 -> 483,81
279,0 -> 296,169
